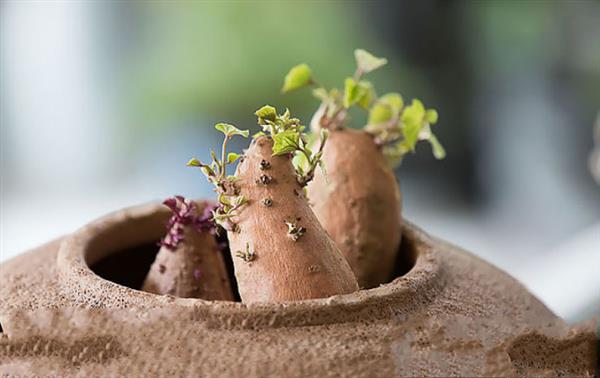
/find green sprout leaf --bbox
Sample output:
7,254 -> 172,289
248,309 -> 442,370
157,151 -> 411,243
343,77 -> 359,108
357,81 -> 374,109
379,93 -> 404,115
187,158 -> 201,167
354,49 -> 387,74
215,123 -> 250,138
368,102 -> 393,125
401,121 -> 421,152
255,105 -> 277,122
227,152 -> 241,164
426,109 -> 439,124
282,63 -> 312,93
272,129 -> 300,155
401,99 -> 426,127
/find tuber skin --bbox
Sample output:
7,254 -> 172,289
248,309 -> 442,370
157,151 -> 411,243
227,136 -> 358,302
142,199 -> 234,300
308,129 -> 401,288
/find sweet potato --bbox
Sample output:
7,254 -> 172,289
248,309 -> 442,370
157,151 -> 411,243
283,49 -> 445,288
142,197 -> 234,300
307,129 -> 401,288
227,136 -> 358,302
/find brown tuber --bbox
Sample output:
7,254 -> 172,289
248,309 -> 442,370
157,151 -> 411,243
227,136 -> 358,302
142,199 -> 234,300
308,129 -> 402,288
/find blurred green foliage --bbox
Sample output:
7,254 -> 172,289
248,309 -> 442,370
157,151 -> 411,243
125,1 -> 422,130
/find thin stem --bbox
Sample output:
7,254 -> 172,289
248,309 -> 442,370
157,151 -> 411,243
220,135 -> 230,179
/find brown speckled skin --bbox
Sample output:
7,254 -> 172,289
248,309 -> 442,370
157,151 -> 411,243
0,202 -> 597,377
229,136 -> 358,302
308,129 -> 402,289
142,202 -> 233,300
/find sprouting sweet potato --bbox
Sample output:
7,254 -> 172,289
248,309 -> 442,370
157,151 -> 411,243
226,135 -> 358,302
307,128 -> 401,288
283,49 -> 445,288
142,197 -> 234,300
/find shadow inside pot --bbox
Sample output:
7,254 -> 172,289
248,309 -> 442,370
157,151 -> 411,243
89,223 -> 417,302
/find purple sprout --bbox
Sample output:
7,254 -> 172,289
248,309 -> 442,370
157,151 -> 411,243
158,196 -> 219,251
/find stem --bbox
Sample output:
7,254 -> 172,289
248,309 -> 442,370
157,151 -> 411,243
352,67 -> 364,82
220,135 -> 230,180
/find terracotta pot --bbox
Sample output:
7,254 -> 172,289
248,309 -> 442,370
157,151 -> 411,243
0,202 -> 597,376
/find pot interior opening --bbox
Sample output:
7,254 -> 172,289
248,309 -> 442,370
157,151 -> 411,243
89,229 -> 416,300
389,233 -> 417,282
89,233 -> 242,301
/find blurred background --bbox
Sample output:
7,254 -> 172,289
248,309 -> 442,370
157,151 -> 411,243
1,0 -> 599,322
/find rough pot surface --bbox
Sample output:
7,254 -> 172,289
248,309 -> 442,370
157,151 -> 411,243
0,202 -> 597,377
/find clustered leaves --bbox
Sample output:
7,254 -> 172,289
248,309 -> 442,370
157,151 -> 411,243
254,105 -> 328,187
159,196 -> 217,251
187,123 -> 249,231
282,49 -> 445,166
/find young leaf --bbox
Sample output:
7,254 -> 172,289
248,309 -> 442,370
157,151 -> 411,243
379,93 -> 404,115
343,77 -> 359,108
255,105 -> 278,122
401,99 -> 426,128
215,123 -> 250,138
272,129 -> 300,155
282,63 -> 312,93
402,123 -> 421,152
357,81 -> 374,109
426,109 -> 439,124
187,158 -> 201,167
354,49 -> 387,74
227,152 -> 241,164
368,102 -> 393,125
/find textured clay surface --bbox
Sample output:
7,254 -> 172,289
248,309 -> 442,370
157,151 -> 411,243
228,136 -> 358,302
0,202 -> 597,377
308,129 -> 402,289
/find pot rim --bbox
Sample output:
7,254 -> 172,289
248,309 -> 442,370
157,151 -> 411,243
56,201 -> 444,329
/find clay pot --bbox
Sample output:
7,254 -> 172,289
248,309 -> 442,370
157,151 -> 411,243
0,202 -> 597,376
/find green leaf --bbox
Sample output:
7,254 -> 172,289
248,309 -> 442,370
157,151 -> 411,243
368,102 -> 393,125
428,134 -> 446,159
272,129 -> 300,155
186,158 -> 201,167
215,123 -> 249,138
401,101 -> 424,152
252,131 -> 266,139
426,109 -> 439,124
357,81 -> 374,109
354,49 -> 387,74
227,152 -> 241,164
343,77 -> 359,108
282,63 -> 312,93
255,105 -> 277,122
379,93 -> 404,116
401,99 -> 426,127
